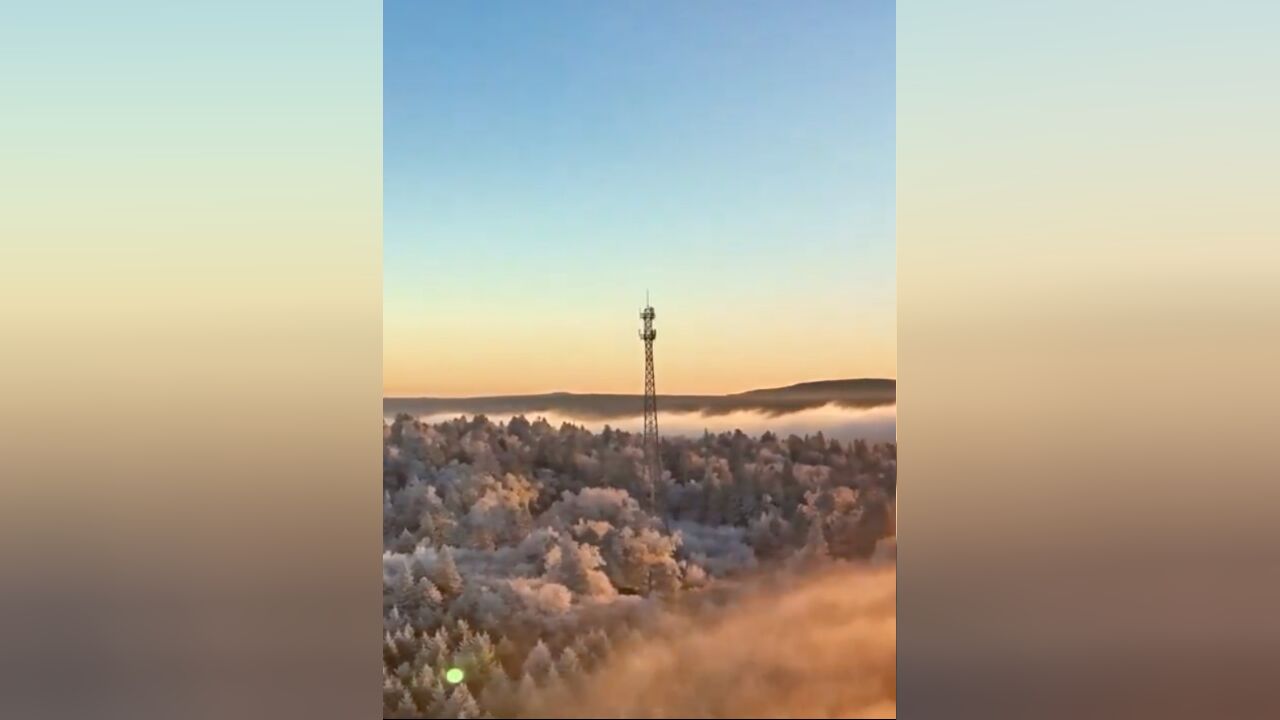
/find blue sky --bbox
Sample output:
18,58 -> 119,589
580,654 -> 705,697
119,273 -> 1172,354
384,0 -> 895,395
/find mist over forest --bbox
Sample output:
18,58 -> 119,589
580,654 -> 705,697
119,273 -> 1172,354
384,378 -> 896,420
383,412 -> 897,718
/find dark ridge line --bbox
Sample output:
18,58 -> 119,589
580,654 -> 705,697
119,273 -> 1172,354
385,379 -> 896,421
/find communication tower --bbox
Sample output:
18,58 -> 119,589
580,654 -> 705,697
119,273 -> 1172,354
639,292 -> 660,508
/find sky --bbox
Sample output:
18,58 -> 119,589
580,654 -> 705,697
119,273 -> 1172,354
384,0 -> 895,397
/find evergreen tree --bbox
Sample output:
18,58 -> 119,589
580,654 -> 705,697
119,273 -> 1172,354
410,668 -> 441,716
521,639 -> 553,684
432,627 -> 452,653
393,627 -> 417,663
457,618 -> 475,644
418,577 -> 444,608
542,664 -> 565,695
418,508 -> 442,547
478,669 -> 515,719
393,689 -> 417,718
457,631 -> 499,683
567,634 -> 594,672
582,628 -> 612,667
515,672 -> 539,713
552,536 -> 614,597
384,677 -> 404,716
384,631 -> 400,666
395,528 -> 418,553
392,570 -> 419,612
442,683 -> 482,719
421,630 -> 448,669
555,646 -> 582,682
434,547 -> 464,596
426,679 -> 450,717
495,636 -> 520,676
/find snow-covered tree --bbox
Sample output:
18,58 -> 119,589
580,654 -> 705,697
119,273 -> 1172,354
521,639 -> 553,685
548,536 -> 615,598
479,668 -> 516,718
456,630 -> 499,683
440,683 -> 481,719
555,646 -> 582,681
433,546 -> 464,596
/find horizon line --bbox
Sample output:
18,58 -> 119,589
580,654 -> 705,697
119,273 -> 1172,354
383,376 -> 897,401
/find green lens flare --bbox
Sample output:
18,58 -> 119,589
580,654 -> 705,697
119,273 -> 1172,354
445,667 -> 465,684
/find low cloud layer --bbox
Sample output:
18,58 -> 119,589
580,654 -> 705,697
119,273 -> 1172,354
385,379 -> 896,421
523,561 -> 896,719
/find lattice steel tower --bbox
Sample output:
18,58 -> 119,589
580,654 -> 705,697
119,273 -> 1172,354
639,292 -> 660,507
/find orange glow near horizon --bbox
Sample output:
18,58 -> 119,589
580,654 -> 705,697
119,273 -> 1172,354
383,298 -> 896,397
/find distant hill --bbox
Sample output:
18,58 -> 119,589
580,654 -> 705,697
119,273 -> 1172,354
736,378 -> 895,399
385,378 -> 895,420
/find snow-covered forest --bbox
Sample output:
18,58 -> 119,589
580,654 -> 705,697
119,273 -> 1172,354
383,413 -> 897,718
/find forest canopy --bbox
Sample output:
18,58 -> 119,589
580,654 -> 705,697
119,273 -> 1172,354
383,413 -> 896,718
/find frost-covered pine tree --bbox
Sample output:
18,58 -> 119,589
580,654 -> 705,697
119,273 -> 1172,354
567,635 -> 594,672
431,627 -> 452,655
454,618 -> 474,646
384,676 -> 404,715
521,639 -> 553,684
441,683 -> 481,719
392,570 -> 419,612
395,528 -> 418,553
457,631 -> 498,682
495,636 -> 519,675
551,536 -> 614,598
425,678 -> 450,718
393,626 -> 417,664
555,646 -> 582,683
411,667 -> 441,716
582,628 -> 612,667
541,664 -> 565,696
417,576 -> 444,608
421,629 -> 448,669
384,631 -> 400,666
433,546 -> 464,596
478,668 -> 515,718
392,688 -> 418,718
387,606 -> 404,633
515,671 -> 539,712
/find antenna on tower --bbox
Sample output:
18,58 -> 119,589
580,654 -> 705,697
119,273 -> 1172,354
639,293 -> 660,512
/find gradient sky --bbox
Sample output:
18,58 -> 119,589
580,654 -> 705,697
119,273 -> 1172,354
385,0 -> 895,397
